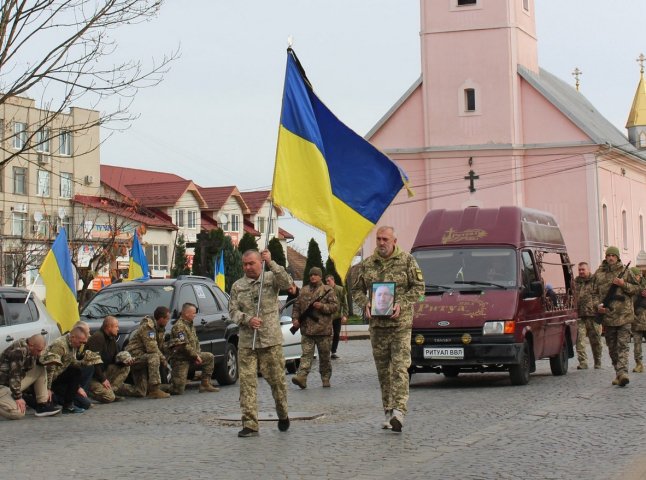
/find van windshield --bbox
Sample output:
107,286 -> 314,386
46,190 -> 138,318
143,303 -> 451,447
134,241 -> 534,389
413,247 -> 517,289
81,286 -> 175,318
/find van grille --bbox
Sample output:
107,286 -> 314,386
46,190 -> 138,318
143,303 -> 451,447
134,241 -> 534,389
414,328 -> 483,344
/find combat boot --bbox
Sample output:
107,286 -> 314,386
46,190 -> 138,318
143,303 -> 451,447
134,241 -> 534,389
322,378 -> 331,388
618,373 -> 630,387
611,377 -> 620,386
633,362 -> 644,373
577,363 -> 588,370
291,375 -> 307,389
199,379 -> 219,393
147,384 -> 170,399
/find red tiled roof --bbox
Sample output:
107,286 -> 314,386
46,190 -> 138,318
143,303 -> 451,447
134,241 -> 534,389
240,190 -> 283,216
278,227 -> 294,240
244,219 -> 261,237
287,247 -> 307,281
124,181 -> 207,208
201,212 -> 219,231
198,185 -> 249,213
101,165 -> 185,199
73,195 -> 177,230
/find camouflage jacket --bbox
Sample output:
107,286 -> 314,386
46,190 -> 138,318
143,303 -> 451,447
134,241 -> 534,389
293,283 -> 339,336
331,284 -> 348,320
352,245 -> 425,329
45,334 -> 81,389
592,260 -> 640,327
169,318 -> 201,361
126,316 -> 167,359
633,277 -> 646,331
0,339 -> 38,400
575,275 -> 596,317
229,261 -> 293,349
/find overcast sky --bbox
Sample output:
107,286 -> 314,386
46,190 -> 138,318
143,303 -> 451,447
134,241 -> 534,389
98,0 -> 646,255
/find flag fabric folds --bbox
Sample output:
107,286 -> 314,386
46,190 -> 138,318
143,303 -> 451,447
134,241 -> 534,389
272,48 -> 412,278
39,227 -> 79,333
215,253 -> 225,291
127,233 -> 150,281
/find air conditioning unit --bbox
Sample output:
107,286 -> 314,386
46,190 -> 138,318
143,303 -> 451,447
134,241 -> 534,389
84,175 -> 93,185
13,203 -> 27,213
37,153 -> 50,164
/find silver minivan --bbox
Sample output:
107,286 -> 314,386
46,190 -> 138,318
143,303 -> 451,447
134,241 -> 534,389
0,287 -> 61,354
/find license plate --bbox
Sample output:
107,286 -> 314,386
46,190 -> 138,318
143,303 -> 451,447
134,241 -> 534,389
423,347 -> 464,359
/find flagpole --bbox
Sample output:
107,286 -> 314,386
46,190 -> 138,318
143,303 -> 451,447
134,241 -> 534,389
252,198 -> 277,350
24,273 -> 40,304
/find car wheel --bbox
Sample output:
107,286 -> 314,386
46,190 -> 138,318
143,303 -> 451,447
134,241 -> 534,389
509,340 -> 531,385
549,336 -> 568,376
286,360 -> 297,375
214,342 -> 239,385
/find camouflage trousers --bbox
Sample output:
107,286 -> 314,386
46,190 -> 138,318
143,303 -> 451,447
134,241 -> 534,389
119,353 -> 165,397
0,365 -> 48,420
370,326 -> 411,414
296,335 -> 332,381
88,364 -> 130,403
633,330 -> 645,363
239,344 -> 288,431
170,352 -> 214,395
605,324 -> 632,376
576,316 -> 603,366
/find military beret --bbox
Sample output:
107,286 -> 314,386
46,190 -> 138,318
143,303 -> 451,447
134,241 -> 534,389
39,352 -> 63,366
81,351 -> 103,366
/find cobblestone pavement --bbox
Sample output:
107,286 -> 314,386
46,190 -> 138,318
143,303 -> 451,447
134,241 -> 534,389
2,339 -> 646,480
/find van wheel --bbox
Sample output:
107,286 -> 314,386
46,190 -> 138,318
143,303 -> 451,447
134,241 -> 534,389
442,366 -> 460,378
214,342 -> 238,385
550,337 -> 568,376
509,341 -> 531,385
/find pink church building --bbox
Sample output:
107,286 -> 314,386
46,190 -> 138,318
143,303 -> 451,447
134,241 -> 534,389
364,0 -> 646,272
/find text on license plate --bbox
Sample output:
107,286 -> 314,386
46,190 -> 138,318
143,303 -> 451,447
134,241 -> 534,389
423,347 -> 464,359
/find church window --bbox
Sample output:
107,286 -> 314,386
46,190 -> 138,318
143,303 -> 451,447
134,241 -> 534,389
457,0 -> 477,5
602,204 -> 609,246
622,210 -> 628,250
464,89 -> 476,112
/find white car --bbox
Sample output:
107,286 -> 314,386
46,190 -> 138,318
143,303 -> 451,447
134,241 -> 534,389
279,297 -> 302,374
0,287 -> 61,354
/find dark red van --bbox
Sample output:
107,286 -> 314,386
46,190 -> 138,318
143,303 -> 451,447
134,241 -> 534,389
409,206 -> 578,385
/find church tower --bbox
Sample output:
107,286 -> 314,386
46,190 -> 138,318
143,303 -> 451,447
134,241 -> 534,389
419,0 -> 538,146
626,53 -> 646,150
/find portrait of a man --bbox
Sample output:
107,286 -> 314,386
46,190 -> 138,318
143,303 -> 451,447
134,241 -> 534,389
371,282 -> 396,317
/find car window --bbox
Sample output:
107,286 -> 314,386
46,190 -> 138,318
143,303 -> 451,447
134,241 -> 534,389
5,298 -> 37,325
0,303 -> 6,327
194,284 -> 220,315
81,286 -> 175,318
177,285 -> 199,311
213,287 -> 228,309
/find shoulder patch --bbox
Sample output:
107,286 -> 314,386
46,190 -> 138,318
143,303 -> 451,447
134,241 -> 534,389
178,332 -> 185,341
148,331 -> 155,339
416,268 -> 424,281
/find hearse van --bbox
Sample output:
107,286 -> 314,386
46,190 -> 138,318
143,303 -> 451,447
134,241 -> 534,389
409,206 -> 577,385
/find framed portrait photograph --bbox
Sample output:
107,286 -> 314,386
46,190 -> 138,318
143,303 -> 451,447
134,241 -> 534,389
370,282 -> 396,317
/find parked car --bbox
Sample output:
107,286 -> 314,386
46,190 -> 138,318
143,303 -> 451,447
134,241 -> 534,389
279,296 -> 316,374
79,276 -> 239,385
0,287 -> 61,354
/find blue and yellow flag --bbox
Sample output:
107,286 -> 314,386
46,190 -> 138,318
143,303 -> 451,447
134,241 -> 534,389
127,233 -> 150,281
272,48 -> 412,278
39,227 -> 79,333
215,253 -> 225,291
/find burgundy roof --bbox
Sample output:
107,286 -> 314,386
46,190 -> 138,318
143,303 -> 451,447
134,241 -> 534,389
243,219 -> 261,237
201,212 -> 219,231
198,185 -> 249,213
278,227 -> 294,240
240,190 -> 270,214
125,181 -> 206,208
73,195 -> 177,230
101,165 -> 185,198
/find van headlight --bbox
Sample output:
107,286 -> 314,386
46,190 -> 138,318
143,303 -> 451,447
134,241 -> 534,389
483,320 -> 514,335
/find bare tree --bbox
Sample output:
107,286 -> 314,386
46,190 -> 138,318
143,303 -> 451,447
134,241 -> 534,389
0,0 -> 177,163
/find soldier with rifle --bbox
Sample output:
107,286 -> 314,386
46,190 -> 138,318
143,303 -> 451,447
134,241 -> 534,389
593,246 -> 640,387
291,267 -> 339,389
630,267 -> 646,373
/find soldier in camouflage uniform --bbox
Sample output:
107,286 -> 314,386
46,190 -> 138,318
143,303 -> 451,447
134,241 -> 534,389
291,267 -> 339,389
46,325 -> 93,413
630,267 -> 646,373
574,261 -> 603,369
168,303 -> 218,395
123,306 -> 172,399
0,334 -> 61,419
326,274 -> 348,359
592,246 -> 640,387
352,226 -> 424,433
229,249 -> 293,437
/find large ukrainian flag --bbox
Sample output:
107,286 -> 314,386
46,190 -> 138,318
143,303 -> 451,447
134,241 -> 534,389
39,227 -> 79,332
127,233 -> 150,281
273,48 -> 411,278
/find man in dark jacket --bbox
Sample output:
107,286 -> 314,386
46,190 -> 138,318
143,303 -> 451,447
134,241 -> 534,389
86,316 -> 131,403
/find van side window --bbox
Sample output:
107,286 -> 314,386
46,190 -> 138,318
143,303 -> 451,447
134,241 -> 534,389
521,251 -> 538,287
5,298 -> 37,325
193,284 -> 219,315
177,285 -> 199,312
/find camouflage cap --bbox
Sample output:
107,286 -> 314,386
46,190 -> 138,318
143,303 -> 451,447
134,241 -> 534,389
167,338 -> 186,349
39,352 -> 63,366
309,267 -> 323,277
605,246 -> 621,259
631,267 -> 642,276
82,351 -> 103,366
115,351 -> 133,364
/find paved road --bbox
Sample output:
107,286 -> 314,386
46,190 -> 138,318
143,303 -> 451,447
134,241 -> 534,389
2,339 -> 646,480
